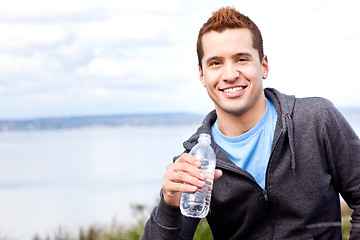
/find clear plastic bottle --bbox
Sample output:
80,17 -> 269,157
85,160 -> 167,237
180,133 -> 216,218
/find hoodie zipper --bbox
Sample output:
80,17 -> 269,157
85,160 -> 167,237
215,153 -> 279,239
263,129 -> 286,240
263,188 -> 269,201
263,188 -> 275,240
217,163 -> 275,239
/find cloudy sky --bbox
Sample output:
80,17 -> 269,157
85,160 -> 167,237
0,0 -> 359,119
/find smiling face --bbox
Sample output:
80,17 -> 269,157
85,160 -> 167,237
199,28 -> 269,120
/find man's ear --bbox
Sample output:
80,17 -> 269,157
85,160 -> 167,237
199,65 -> 206,87
262,55 -> 269,79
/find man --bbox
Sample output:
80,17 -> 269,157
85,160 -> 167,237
141,7 -> 360,239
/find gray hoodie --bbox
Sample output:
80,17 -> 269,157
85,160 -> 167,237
141,88 -> 360,239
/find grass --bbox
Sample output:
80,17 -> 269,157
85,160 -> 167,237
31,204 -> 149,240
30,217 -> 351,240
0,202 -> 352,240
342,202 -> 353,240
31,223 -> 145,240
30,219 -> 212,240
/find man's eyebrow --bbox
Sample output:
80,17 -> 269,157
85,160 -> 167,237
233,52 -> 253,58
205,52 -> 253,65
205,56 -> 222,65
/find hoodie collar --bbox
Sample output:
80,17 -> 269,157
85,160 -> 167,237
265,88 -> 297,174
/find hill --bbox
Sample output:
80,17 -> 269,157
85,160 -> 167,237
1,107 -> 359,132
0,113 -> 205,131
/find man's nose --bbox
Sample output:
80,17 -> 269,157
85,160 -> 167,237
223,63 -> 239,82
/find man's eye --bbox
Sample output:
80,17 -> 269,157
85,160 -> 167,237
210,61 -> 220,66
238,58 -> 247,62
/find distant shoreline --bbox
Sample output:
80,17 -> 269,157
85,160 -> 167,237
0,113 -> 206,132
1,107 -> 360,132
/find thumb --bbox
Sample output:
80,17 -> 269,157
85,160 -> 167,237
214,169 -> 223,181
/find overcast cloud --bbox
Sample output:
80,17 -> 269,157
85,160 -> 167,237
0,0 -> 359,119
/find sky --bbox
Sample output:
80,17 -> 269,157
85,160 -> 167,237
0,0 -> 359,119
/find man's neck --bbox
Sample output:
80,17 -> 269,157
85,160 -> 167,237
216,97 -> 267,138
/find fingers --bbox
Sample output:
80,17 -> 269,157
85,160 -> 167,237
162,153 -> 206,206
176,152 -> 201,168
165,153 -> 206,188
162,153 -> 223,207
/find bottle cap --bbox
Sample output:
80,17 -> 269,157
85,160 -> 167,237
198,133 -> 211,143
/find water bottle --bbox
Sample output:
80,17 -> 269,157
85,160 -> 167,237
180,133 -> 216,218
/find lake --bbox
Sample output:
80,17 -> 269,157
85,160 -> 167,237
0,125 -> 199,239
1,116 -> 359,240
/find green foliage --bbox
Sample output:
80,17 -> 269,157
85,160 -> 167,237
342,202 -> 352,240
32,204 -> 149,240
193,218 -> 212,240
28,202 -> 353,240
342,224 -> 351,240
32,222 -> 145,240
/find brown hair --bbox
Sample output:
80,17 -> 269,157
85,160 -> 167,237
197,7 -> 264,70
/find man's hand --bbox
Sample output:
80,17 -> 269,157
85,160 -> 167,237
162,153 -> 223,207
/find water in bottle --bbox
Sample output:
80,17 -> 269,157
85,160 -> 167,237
180,133 -> 216,218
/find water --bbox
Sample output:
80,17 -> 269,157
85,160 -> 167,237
0,115 -> 359,239
180,159 -> 215,218
0,125 -> 198,239
180,134 -> 216,218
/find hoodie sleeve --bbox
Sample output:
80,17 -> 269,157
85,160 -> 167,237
140,192 -> 200,240
321,103 -> 360,239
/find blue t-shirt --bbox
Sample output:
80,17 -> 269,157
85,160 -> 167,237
211,97 -> 277,189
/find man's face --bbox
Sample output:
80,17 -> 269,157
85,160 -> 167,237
199,28 -> 269,118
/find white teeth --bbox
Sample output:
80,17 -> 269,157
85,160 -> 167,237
223,87 -> 244,93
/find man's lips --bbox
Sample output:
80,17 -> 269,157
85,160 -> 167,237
220,86 -> 247,93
